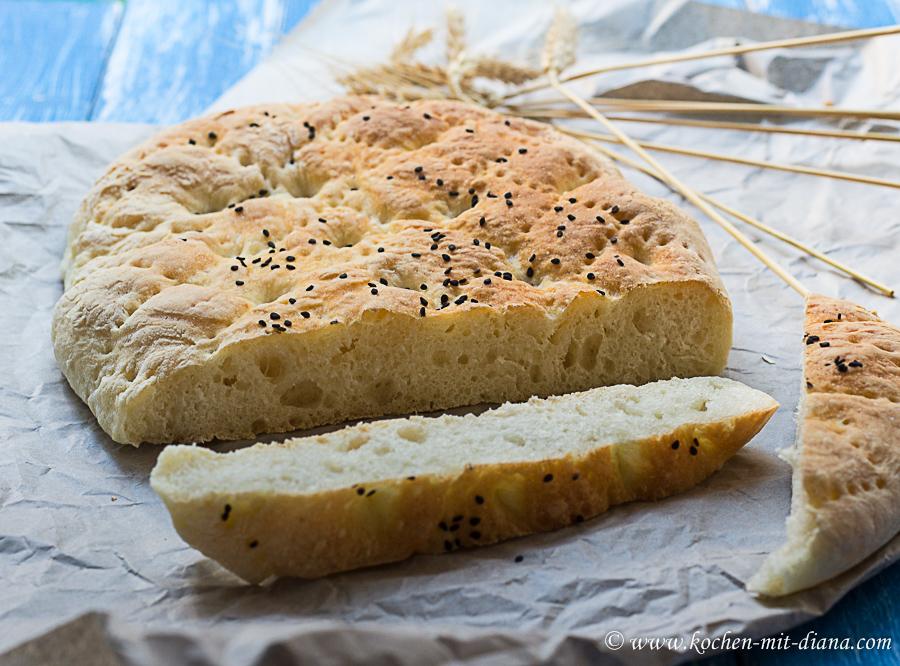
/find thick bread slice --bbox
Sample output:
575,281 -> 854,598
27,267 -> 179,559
53,96 -> 732,445
748,294 -> 900,597
151,376 -> 777,583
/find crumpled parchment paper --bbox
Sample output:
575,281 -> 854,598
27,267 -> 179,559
3,1 -> 900,664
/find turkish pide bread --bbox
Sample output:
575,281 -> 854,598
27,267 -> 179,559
53,96 -> 732,445
749,294 -> 900,597
151,376 -> 777,582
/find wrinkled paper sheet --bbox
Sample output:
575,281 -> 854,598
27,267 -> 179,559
3,0 -> 900,664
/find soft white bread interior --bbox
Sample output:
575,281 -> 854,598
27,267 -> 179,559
151,376 -> 777,583
748,293 -> 900,597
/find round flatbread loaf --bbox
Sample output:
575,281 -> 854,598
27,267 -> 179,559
53,96 -> 732,445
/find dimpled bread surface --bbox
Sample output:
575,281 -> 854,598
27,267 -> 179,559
52,96 -> 732,445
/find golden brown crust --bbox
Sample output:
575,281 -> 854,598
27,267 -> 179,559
749,293 -> 900,596
154,392 -> 775,583
53,96 -> 731,445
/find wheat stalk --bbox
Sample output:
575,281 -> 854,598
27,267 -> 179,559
390,27 -> 433,63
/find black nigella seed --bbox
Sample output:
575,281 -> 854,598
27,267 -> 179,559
418,174 -> 425,180
234,206 -> 243,212
357,488 -> 365,495
306,285 -> 314,291
473,239 -> 480,246
301,311 -> 310,318
484,278 -> 492,285
470,517 -> 481,526
596,216 -> 605,223
270,313 -> 280,320
450,279 -> 458,286
414,166 -> 423,173
567,214 -> 575,221
838,365 -> 848,373
420,307 -> 426,317
378,247 -> 384,252
286,256 -> 295,262
611,205 -> 619,213
806,335 -> 820,345
475,495 -> 484,504
586,252 -> 595,259
339,273 -> 347,279
471,531 -> 481,539
445,541 -> 453,551
557,226 -> 566,231
436,179 -> 444,186
557,231 -> 564,237
263,229 -> 270,237
820,341 -> 830,347
527,267 -> 534,277
449,524 -> 460,532
231,265 -> 239,271
694,438 -> 700,447
289,298 -> 297,304
620,220 -> 630,225
308,239 -> 316,244
690,446 -> 698,455
672,440 -> 680,450
485,242 -> 491,249
519,148 -> 527,154
468,188 -> 475,195
449,191 -> 459,197
420,284 -> 427,290
551,258 -> 560,265
494,271 -> 502,277
235,280 -> 244,286
371,288 -> 378,295
284,320 -> 292,327
529,254 -> 536,262
188,139 -> 196,145
569,198 -> 577,204
439,521 -> 448,531
258,320 -> 266,327
610,237 -> 617,244
504,192 -> 512,199
555,206 -> 564,212
479,217 -> 486,226
319,218 -> 327,223
849,360 -> 863,367
431,244 -> 439,250
471,196 -> 478,205
441,294 -> 449,303
362,116 -> 370,121
807,381 -> 814,388
366,489 -> 376,497
380,278 -> 388,285
208,132 -> 217,140
442,254 -> 451,261
572,473 -> 580,480
424,113 -> 431,119
259,189 -> 268,196
587,273 -> 595,280
420,297 -> 428,306
505,120 -> 510,126
448,244 -> 456,251
412,253 -> 421,258
616,258 -> 624,266
249,540 -> 258,548
221,504 -> 231,521
543,474 -> 553,483
515,555 -> 524,563
250,122 -> 259,128
466,128 -> 474,133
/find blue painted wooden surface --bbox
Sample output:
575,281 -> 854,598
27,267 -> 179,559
4,1 -> 900,664
0,1 -> 122,121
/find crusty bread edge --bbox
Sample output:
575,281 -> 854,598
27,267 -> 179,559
151,394 -> 776,583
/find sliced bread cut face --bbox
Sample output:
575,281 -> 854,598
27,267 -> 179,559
748,293 -> 900,597
151,376 -> 777,583
53,96 -> 732,445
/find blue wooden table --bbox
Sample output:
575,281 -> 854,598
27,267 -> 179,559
4,1 -> 900,663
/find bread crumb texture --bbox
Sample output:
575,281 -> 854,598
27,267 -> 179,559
749,293 -> 900,596
53,96 -> 732,445
151,376 -> 777,582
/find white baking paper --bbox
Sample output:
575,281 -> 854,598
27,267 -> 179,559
3,1 -> 900,664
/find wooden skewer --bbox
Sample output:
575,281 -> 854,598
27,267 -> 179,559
507,24 -> 900,100
542,123 -> 900,191
592,115 -> 900,143
545,70 -> 810,297
567,131 -> 894,297
508,97 -> 900,122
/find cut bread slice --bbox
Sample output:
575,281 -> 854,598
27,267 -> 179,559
151,376 -> 777,583
748,293 -> 900,597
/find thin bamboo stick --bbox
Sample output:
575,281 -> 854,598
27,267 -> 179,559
507,24 -> 900,99
596,115 -> 900,143
551,125 -> 900,190
546,70 -> 810,297
507,97 -> 900,122
571,133 -> 894,297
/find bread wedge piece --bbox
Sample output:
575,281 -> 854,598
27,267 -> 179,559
151,376 -> 776,583
748,294 -> 900,597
